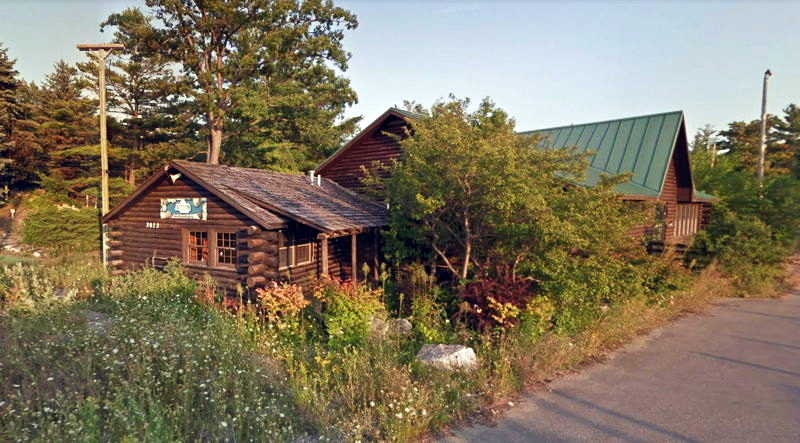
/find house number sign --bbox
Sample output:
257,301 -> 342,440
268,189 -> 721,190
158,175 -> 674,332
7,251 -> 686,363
160,198 -> 207,220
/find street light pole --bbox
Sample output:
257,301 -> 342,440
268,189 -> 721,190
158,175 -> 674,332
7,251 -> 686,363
77,43 -> 124,265
757,69 -> 772,184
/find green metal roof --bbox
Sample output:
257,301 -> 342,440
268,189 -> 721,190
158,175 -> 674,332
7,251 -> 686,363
519,111 -> 685,198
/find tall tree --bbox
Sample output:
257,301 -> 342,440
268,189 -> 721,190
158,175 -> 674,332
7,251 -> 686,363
37,61 -> 98,180
774,104 -> 800,178
0,43 -> 23,190
112,0 -> 360,166
0,45 -> 48,191
718,116 -> 782,175
89,7 -> 192,184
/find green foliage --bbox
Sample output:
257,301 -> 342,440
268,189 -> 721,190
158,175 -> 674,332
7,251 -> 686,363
313,278 -> 385,348
22,192 -> 100,252
690,108 -> 800,294
0,43 -> 45,191
377,96 -> 644,282
689,207 -> 786,295
107,0 -> 361,167
519,296 -> 556,338
403,264 -> 453,342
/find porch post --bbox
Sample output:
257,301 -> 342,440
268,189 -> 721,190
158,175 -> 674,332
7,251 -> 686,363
351,233 -> 357,282
372,229 -> 379,280
320,234 -> 329,277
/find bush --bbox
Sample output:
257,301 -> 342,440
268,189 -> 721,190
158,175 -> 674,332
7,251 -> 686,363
256,281 -> 309,325
689,207 -> 787,294
459,266 -> 538,332
312,278 -> 385,348
22,192 -> 100,252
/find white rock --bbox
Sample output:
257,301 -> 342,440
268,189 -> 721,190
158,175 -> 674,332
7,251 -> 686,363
415,344 -> 478,370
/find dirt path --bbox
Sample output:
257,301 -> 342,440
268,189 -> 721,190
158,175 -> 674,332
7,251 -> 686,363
446,266 -> 800,442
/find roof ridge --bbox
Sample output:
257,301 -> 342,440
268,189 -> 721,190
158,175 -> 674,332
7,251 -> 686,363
173,159 -> 308,179
518,110 -> 684,135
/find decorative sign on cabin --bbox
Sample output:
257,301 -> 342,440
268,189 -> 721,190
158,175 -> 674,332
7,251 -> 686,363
160,198 -> 207,220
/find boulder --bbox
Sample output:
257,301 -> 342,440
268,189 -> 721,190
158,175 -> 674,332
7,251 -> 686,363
390,318 -> 413,335
370,317 -> 414,338
415,344 -> 478,370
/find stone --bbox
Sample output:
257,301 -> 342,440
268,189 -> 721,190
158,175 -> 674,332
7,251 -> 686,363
390,318 -> 413,335
415,344 -> 478,370
371,317 -> 414,339
370,316 -> 389,337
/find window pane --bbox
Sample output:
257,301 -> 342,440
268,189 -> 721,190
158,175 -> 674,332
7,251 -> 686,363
216,232 -> 237,265
278,247 -> 290,268
189,231 -> 208,262
295,243 -> 311,264
218,247 -> 236,264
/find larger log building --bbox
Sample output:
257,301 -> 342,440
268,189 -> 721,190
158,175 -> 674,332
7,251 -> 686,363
317,108 -> 717,246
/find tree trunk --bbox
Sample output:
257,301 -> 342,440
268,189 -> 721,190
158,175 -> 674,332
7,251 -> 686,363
461,212 -> 471,280
207,112 -> 223,164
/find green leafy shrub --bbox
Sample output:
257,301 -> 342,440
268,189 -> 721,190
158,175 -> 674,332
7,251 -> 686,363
519,296 -> 556,337
312,277 -> 385,348
689,207 -> 787,294
399,263 -> 453,342
22,192 -> 100,252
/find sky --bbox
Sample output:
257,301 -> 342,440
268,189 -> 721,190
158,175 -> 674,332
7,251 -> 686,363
1,0 -> 798,137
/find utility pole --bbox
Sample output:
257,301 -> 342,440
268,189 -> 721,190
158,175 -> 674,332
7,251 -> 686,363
77,43 -> 124,265
757,69 -> 772,183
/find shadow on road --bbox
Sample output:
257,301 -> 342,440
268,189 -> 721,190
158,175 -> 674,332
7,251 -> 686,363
694,352 -> 800,377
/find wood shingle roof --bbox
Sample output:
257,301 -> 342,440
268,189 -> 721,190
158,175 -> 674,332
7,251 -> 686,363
104,160 -> 388,234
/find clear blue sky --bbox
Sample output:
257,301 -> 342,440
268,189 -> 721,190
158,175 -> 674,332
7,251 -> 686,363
1,1 -> 798,136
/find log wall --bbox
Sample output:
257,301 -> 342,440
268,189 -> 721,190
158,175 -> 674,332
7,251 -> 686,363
106,174 -> 283,291
318,116 -> 409,191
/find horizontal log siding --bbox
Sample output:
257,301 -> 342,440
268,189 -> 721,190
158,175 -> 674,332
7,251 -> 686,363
660,157 -> 679,242
107,175 -> 259,290
320,116 -> 408,191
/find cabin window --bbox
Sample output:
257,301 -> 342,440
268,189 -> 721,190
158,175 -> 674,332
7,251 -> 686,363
216,232 -> 237,265
279,227 -> 315,269
188,231 -> 209,263
185,229 -> 237,267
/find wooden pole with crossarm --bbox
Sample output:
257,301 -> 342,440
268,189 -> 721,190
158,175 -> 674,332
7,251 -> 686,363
77,43 -> 124,265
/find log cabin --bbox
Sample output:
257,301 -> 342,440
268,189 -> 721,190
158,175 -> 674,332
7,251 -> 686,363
102,160 -> 387,291
317,108 -> 717,246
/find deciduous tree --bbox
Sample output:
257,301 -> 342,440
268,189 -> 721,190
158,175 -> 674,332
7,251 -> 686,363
377,97 -> 643,282
111,0 -> 360,167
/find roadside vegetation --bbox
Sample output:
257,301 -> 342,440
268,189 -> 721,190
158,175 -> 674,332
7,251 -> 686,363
1,98 -> 797,441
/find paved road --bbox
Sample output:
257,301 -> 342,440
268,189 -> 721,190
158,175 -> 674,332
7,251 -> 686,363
447,288 -> 800,442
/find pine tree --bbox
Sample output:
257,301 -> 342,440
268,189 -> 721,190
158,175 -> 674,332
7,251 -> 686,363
37,60 -> 98,180
0,43 -> 44,191
83,7 -> 194,184
774,104 -> 800,178
0,43 -> 22,187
